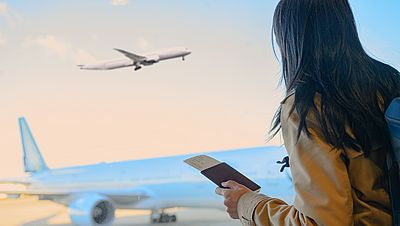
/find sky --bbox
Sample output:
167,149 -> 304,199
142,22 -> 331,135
0,0 -> 399,178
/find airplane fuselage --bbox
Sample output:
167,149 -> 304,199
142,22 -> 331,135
78,47 -> 191,71
29,147 -> 294,210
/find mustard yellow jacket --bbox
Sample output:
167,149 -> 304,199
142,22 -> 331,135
237,94 -> 392,226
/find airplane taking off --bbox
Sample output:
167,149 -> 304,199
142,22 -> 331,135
77,47 -> 191,71
0,118 -> 294,226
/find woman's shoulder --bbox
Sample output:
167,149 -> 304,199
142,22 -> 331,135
279,91 -> 324,138
281,91 -> 322,108
280,91 -> 296,120
280,91 -> 323,118
280,90 -> 295,105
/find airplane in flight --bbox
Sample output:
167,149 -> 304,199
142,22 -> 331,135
0,118 -> 294,226
77,47 -> 191,71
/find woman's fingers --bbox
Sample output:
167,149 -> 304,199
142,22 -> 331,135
221,180 -> 242,189
215,181 -> 252,220
216,180 -> 244,196
215,187 -> 229,196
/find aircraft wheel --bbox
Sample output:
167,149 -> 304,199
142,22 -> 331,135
171,214 -> 177,222
150,212 -> 177,223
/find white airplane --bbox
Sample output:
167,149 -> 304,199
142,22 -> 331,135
0,118 -> 294,226
77,47 -> 191,71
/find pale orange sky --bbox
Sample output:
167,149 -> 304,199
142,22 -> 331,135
0,1 -> 286,178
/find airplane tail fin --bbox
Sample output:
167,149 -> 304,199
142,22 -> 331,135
19,117 -> 49,173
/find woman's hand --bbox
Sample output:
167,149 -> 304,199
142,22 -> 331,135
215,180 -> 252,219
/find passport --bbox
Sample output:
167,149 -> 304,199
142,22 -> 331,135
184,155 -> 261,191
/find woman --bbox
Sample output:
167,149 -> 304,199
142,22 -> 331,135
216,0 -> 400,225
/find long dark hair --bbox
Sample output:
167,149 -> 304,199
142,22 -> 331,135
270,0 -> 400,156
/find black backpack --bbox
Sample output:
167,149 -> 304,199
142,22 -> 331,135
384,97 -> 400,226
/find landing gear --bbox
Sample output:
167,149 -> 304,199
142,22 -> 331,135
134,65 -> 142,71
182,56 -> 185,61
150,210 -> 177,223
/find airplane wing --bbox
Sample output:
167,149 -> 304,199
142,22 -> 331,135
114,48 -> 146,62
77,59 -> 134,70
0,177 -> 32,185
0,187 -> 151,204
77,49 -> 146,70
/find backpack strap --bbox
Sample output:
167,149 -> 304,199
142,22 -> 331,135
386,150 -> 400,226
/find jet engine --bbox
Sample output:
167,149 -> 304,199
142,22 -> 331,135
68,193 -> 115,226
143,55 -> 160,64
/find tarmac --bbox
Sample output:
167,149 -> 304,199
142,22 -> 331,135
0,196 -> 241,226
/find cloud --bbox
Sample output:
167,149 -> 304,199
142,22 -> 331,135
74,49 -> 98,64
22,34 -> 98,64
0,2 -> 22,28
0,2 -> 7,14
111,0 -> 129,6
23,35 -> 68,57
36,35 -> 68,56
